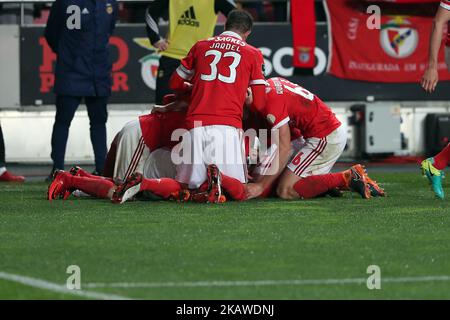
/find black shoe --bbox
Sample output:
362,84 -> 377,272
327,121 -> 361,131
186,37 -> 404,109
326,188 -> 344,198
45,168 -> 61,182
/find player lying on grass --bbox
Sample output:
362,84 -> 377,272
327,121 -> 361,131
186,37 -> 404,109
103,94 -> 187,183
47,148 -> 181,201
244,77 -> 385,200
421,144 -> 449,199
48,94 -> 243,203
47,97 -> 189,201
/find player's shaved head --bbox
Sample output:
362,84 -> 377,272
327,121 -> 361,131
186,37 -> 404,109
225,9 -> 254,34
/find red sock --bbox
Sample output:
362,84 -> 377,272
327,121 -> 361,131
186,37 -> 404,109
69,176 -> 115,199
140,178 -> 181,199
434,144 -> 450,170
75,167 -> 113,181
198,181 -> 208,193
293,173 -> 346,199
221,174 -> 246,201
259,184 -> 275,199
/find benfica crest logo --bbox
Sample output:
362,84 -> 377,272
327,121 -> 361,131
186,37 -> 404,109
133,38 -> 160,90
298,47 -> 312,63
380,17 -> 418,59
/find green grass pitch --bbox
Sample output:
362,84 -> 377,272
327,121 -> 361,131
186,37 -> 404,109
0,172 -> 449,299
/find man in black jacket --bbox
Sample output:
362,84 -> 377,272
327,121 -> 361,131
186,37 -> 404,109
45,0 -> 118,177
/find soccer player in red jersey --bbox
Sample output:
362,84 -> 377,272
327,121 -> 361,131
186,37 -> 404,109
121,9 -> 267,203
420,1 -> 450,199
171,9 -> 266,193
246,77 -> 384,200
421,0 -> 450,92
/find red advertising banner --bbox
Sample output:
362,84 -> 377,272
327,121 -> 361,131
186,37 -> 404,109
326,0 -> 450,83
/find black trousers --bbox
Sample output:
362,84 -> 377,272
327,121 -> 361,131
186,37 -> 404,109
51,95 -> 108,172
0,124 -> 5,168
155,55 -> 181,104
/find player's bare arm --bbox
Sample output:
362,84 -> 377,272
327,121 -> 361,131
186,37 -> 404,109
246,124 -> 291,200
421,6 -> 450,93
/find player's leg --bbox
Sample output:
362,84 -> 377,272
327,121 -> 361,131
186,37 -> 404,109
103,132 -> 121,178
85,96 -> 108,174
112,173 -> 183,204
113,119 -> 150,182
276,135 -> 349,199
69,166 -> 113,181
432,143 -> 450,170
421,143 -> 449,199
113,148 -> 184,203
50,95 -> 81,172
48,171 -> 115,201
220,173 -> 246,201
250,143 -> 287,199
277,126 -> 371,199
0,124 -> 5,171
0,124 -> 25,182
175,126 -> 209,189
205,126 -> 247,202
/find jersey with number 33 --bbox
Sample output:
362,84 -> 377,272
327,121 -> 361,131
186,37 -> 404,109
175,31 -> 266,129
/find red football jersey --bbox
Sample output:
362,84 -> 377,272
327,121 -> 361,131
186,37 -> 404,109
263,77 -> 341,139
175,31 -> 266,129
441,1 -> 450,46
139,111 -> 186,150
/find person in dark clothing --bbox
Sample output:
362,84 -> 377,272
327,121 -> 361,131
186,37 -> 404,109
145,0 -> 236,104
45,0 -> 118,177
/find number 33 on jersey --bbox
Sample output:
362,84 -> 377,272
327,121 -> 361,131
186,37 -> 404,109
174,30 -> 266,130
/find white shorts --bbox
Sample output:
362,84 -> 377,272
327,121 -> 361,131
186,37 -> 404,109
143,148 -> 177,179
175,125 -> 247,189
287,124 -> 347,177
113,120 -> 151,182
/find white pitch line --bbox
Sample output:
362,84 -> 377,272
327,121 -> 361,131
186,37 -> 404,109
84,275 -> 450,289
0,271 -> 131,300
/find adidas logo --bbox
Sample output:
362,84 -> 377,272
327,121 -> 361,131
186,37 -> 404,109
178,6 -> 200,27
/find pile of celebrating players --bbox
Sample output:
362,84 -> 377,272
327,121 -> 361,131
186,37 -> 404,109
47,10 -> 385,204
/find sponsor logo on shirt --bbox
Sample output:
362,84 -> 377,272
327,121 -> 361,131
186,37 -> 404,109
178,6 -> 200,27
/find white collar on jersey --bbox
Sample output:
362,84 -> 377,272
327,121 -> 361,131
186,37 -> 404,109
220,31 -> 242,40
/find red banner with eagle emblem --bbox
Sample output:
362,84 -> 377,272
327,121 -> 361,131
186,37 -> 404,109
325,0 -> 450,83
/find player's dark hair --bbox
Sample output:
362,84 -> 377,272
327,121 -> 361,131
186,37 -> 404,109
225,10 -> 253,34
